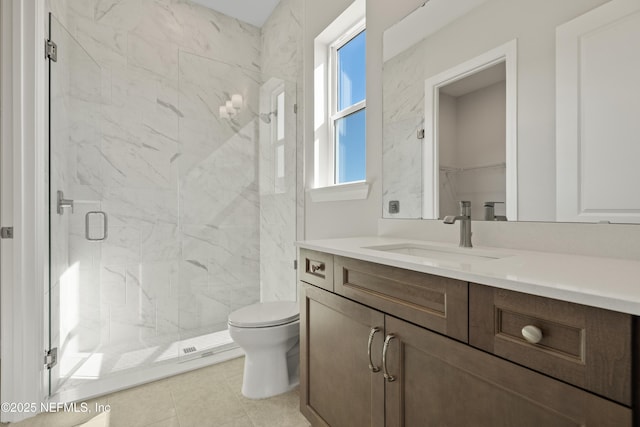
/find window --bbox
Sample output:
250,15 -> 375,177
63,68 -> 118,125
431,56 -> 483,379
311,0 -> 368,201
331,27 -> 366,184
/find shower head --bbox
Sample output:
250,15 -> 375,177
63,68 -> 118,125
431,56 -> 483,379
259,111 -> 277,124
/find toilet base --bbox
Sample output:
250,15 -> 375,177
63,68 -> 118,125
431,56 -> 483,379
241,344 -> 299,399
228,309 -> 300,400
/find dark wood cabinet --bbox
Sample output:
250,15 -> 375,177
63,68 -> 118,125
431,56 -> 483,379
299,251 -> 636,427
334,255 -> 468,342
384,315 -> 631,427
300,283 -> 384,427
300,249 -> 334,292
469,283 -> 633,405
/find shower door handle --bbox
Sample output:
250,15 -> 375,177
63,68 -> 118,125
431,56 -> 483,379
85,211 -> 108,241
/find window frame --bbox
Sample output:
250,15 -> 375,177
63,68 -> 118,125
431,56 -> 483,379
328,21 -> 366,185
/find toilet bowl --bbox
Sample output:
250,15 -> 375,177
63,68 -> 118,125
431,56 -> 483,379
228,301 -> 300,399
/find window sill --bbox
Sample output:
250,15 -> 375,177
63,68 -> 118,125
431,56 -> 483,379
308,181 -> 370,203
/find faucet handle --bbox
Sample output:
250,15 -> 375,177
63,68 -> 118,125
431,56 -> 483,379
483,201 -> 506,221
458,200 -> 471,217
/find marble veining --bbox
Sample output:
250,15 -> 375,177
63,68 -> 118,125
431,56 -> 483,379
382,116 -> 423,219
382,39 -> 428,218
258,0 -> 301,303
48,0 -> 302,396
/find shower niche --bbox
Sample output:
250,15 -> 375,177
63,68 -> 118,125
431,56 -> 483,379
423,41 -> 518,221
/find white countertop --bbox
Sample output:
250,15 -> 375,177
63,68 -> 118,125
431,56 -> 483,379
296,237 -> 640,315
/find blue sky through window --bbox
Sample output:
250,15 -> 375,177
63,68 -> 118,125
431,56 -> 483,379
336,30 -> 366,183
336,109 -> 366,183
337,30 -> 366,111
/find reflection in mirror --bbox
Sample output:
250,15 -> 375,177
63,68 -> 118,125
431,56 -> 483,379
382,0 -> 639,223
438,62 -> 506,221
421,39 -> 517,222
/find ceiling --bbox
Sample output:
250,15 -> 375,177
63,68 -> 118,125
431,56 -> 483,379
190,0 -> 282,27
440,62 -> 506,97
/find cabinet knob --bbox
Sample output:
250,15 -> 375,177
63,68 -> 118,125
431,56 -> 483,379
521,325 -> 543,344
310,262 -> 325,273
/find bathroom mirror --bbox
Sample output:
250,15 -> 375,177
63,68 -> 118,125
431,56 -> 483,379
382,0 -> 640,223
423,40 -> 516,222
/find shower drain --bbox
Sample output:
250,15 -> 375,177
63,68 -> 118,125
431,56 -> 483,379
183,346 -> 197,354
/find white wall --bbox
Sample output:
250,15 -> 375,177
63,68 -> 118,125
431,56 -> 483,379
303,0 -> 420,239
441,82 -> 506,220
455,82 -> 505,170
437,93 -> 458,218
0,1 -> 48,422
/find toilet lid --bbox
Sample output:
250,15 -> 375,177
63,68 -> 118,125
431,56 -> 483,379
228,301 -> 299,328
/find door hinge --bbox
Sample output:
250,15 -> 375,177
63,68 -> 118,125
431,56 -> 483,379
293,259 -> 298,270
45,348 -> 58,370
417,129 -> 425,139
45,39 -> 57,62
0,227 -> 13,239
293,103 -> 298,114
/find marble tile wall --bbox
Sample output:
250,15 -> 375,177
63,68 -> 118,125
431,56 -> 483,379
382,115 -> 423,219
382,40 -> 426,219
258,0 -> 303,303
47,0 -> 300,366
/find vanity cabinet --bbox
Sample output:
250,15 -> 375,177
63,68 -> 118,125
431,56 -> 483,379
298,249 -> 635,427
469,283 -> 633,405
334,256 -> 468,342
384,315 -> 630,427
300,283 -> 384,427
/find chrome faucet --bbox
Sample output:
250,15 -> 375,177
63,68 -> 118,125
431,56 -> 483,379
444,201 -> 472,248
483,201 -> 507,221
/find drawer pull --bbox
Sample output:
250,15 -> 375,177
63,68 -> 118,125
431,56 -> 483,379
382,334 -> 396,382
521,325 -> 543,344
310,262 -> 325,273
367,327 -> 381,373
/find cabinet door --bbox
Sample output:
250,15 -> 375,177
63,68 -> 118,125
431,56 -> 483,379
300,283 -> 385,427
384,316 -> 631,427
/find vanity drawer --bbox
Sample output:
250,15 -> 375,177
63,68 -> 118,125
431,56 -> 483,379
469,283 -> 632,405
334,256 -> 468,342
299,249 -> 334,292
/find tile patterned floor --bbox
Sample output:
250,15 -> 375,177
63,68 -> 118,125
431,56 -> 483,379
1,357 -> 310,427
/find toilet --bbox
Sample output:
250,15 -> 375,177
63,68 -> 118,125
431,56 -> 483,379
228,301 -> 300,399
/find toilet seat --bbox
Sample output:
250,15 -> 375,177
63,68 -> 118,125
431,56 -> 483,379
228,301 -> 299,328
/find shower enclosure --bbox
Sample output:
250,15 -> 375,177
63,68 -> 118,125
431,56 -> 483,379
47,0 -> 299,401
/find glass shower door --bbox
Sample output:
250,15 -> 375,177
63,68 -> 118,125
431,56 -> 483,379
48,15 -> 105,396
258,77 -> 299,304
47,10 -> 300,398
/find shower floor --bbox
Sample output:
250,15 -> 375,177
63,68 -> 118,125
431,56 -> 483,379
54,328 -> 237,397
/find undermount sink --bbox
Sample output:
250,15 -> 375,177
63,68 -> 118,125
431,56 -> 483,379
364,243 -> 510,263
